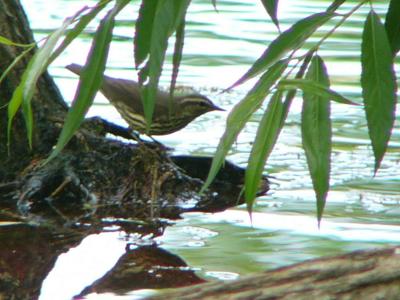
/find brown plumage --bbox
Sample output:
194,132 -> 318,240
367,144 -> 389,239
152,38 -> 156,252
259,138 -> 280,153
66,64 -> 223,135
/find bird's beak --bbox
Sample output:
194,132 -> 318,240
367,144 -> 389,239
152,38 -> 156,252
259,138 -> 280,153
213,104 -> 225,111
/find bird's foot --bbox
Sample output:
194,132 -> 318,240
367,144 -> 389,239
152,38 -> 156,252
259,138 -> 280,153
130,131 -> 173,152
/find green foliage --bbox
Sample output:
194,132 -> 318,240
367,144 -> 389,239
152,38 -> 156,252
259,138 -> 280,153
48,0 -> 130,162
260,0 -> 280,29
278,79 -> 357,105
361,10 -> 397,174
385,0 -> 400,55
134,1 -> 157,69
48,1 -> 111,66
169,19 -> 185,103
136,0 -> 191,133
207,0 -> 397,221
301,56 -> 331,224
3,0 -> 398,222
327,0 -> 347,12
245,90 -> 284,210
202,60 -> 288,193
0,36 -> 33,48
228,12 -> 335,90
7,8 -> 84,150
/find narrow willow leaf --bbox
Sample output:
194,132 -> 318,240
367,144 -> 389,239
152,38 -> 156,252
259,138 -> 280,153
169,19 -> 186,112
327,0 -> 346,12
0,35 -> 33,47
384,0 -> 400,55
0,45 -> 34,85
280,51 -> 314,126
134,0 -> 157,69
6,2 -> 98,143
7,86 -> 23,150
138,61 -> 149,86
260,0 -> 280,29
7,12 -> 78,149
48,1 -> 109,65
211,0 -> 217,11
361,11 -> 397,174
245,90 -> 284,210
242,53 -> 313,211
301,55 -> 331,224
142,0 -> 191,132
47,0 -> 130,162
228,12 -> 334,90
278,79 -> 357,105
202,60 -> 288,192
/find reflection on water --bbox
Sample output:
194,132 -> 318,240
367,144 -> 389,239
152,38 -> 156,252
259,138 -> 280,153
18,0 -> 400,298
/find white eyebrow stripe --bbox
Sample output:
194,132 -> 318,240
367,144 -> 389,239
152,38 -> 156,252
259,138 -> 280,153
180,97 -> 210,105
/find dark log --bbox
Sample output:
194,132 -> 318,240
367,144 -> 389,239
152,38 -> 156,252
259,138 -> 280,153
149,247 -> 400,300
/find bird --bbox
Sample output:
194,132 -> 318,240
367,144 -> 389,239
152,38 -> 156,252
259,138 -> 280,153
66,64 -> 224,136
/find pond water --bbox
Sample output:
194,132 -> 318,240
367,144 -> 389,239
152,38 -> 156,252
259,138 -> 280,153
18,0 -> 400,299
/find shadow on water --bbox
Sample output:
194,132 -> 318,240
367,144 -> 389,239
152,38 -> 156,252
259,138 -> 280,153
0,224 -> 204,299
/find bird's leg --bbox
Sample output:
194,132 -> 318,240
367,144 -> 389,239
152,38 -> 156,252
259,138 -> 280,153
146,135 -> 172,152
127,129 -> 171,162
129,130 -> 160,149
128,130 -> 144,144
126,127 -> 172,152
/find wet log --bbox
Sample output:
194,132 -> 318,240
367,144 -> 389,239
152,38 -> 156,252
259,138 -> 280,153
149,247 -> 400,300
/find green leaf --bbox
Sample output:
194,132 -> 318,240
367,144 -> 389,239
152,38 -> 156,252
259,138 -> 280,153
169,19 -> 186,112
243,54 -> 314,212
280,51 -> 314,126
361,10 -> 397,174
0,35 -> 33,47
48,1 -> 109,65
228,12 -> 334,90
7,11 -> 79,149
301,55 -> 331,224
7,85 -> 23,151
211,0 -> 217,11
1,3 -> 105,88
260,0 -> 280,29
202,60 -> 288,192
278,79 -> 357,105
327,0 -> 346,12
0,45 -> 34,85
245,90 -> 284,210
142,0 -> 191,132
47,0 -> 130,162
385,0 -> 400,55
134,0 -> 158,69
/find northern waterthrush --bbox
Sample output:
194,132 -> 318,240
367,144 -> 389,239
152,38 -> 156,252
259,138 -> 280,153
66,64 -> 224,136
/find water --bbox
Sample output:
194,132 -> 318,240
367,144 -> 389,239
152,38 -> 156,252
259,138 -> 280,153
20,0 -> 400,298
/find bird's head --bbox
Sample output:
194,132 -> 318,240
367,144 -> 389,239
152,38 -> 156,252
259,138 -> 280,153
177,94 -> 224,118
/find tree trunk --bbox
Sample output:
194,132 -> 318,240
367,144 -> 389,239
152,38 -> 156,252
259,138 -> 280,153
0,0 -> 68,180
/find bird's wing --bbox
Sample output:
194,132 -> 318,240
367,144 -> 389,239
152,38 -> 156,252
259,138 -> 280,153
101,77 -> 173,121
100,76 -> 145,114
